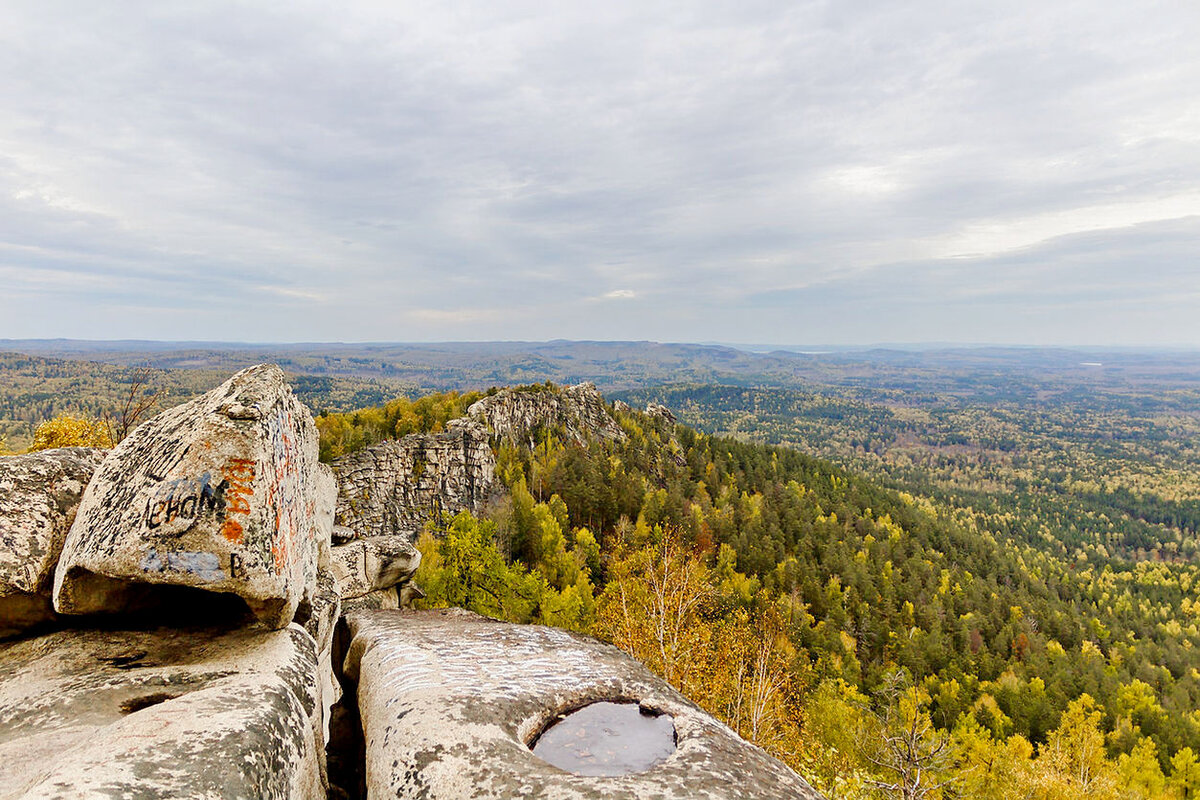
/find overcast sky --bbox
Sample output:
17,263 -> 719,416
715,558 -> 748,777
2,1 -> 1198,345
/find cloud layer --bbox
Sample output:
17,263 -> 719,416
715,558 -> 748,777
2,1 -> 1198,344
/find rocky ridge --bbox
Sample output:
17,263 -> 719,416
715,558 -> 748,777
466,382 -> 627,445
0,368 -> 823,799
331,421 -> 494,542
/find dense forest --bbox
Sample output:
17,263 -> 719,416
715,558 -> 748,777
315,387 -> 1200,799
611,383 -> 1200,568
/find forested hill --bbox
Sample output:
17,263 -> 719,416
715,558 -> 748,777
316,385 -> 1200,799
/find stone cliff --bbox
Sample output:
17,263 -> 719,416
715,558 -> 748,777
0,367 -> 824,800
328,381 -> 624,545
465,382 -> 627,445
331,421 -> 495,542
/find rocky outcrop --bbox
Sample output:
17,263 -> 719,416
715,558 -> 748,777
330,536 -> 421,600
0,447 -> 106,638
341,609 -> 823,800
645,402 -> 677,424
465,383 -> 626,445
331,423 -> 494,541
53,364 -> 336,628
0,369 -> 823,800
0,623 -> 324,799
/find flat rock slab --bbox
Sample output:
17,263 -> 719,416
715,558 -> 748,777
0,623 -> 323,799
54,364 -> 336,628
0,447 -> 106,638
343,609 -> 823,800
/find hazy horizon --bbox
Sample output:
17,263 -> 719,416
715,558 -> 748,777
4,337 -> 1199,355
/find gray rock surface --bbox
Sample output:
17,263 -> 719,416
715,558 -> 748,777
644,402 -> 677,424
342,609 -> 824,800
0,447 -> 106,638
0,623 -> 324,799
53,364 -> 336,628
332,424 -> 494,541
331,535 -> 421,599
465,383 -> 626,445
341,586 -> 401,613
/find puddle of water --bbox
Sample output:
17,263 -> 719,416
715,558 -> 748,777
530,701 -> 675,776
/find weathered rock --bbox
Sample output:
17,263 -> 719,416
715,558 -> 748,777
0,623 -> 324,799
342,609 -> 824,799
301,544 -> 342,791
330,535 -> 421,599
465,383 -> 626,445
332,423 -> 494,541
340,586 -> 400,613
53,364 -> 336,628
645,402 -> 677,424
0,447 -> 106,638
337,583 -> 425,613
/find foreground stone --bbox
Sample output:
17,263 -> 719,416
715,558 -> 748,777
53,364 -> 336,628
0,447 -> 106,638
342,609 -> 823,800
0,623 -> 323,799
332,424 -> 494,540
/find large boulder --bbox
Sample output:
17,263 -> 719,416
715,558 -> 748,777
53,364 -> 336,628
342,609 -> 824,800
0,623 -> 324,799
0,447 -> 106,638
332,423 -> 494,541
330,535 -> 421,600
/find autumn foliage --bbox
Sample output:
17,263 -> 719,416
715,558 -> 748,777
334,387 -> 1200,799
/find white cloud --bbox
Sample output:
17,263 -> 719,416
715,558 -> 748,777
0,0 -> 1198,344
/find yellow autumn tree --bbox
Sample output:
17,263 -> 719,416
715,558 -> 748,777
952,715 -> 1035,800
1033,694 -> 1120,799
30,415 -> 112,451
708,602 -> 805,759
592,532 -> 715,694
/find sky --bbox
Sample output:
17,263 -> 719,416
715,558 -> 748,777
2,1 -> 1198,346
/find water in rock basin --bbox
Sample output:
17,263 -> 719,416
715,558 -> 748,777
530,701 -> 676,776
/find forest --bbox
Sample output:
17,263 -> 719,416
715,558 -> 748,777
315,387 -> 1200,799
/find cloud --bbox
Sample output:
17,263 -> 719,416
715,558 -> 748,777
0,0 -> 1198,344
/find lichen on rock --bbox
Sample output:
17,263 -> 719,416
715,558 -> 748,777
0,446 -> 106,638
0,623 -> 325,799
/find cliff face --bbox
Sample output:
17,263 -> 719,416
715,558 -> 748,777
331,421 -> 495,541
329,382 -> 627,543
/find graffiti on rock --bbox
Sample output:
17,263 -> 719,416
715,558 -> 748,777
144,471 -> 227,530
266,408 -> 307,574
140,548 -> 227,582
220,458 -> 255,545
